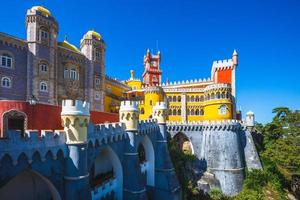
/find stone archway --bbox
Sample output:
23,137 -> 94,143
0,170 -> 61,200
173,132 -> 194,155
2,109 -> 27,137
91,146 -> 123,200
138,135 -> 155,187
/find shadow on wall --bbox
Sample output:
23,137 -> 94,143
0,170 -> 61,200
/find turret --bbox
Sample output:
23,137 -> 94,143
61,99 -> 90,143
245,111 -> 255,127
119,101 -> 139,131
130,69 -> 135,80
152,102 -> 168,124
80,30 -> 106,111
25,5 -> 58,104
232,49 -> 238,66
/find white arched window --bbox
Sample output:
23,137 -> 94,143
40,63 -> 48,72
70,69 -> 77,80
95,78 -> 101,86
40,81 -> 48,92
1,54 -> 13,68
1,77 -> 11,88
219,105 -> 227,115
64,69 -> 69,79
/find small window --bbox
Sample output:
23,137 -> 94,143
95,92 -> 101,100
40,63 -> 48,72
95,78 -> 101,85
152,76 -> 157,82
64,69 -> 69,79
70,69 -> 78,80
1,77 -> 11,88
40,81 -> 48,92
132,86 -> 136,90
219,105 -> 227,115
149,100 -> 152,106
95,49 -> 101,61
141,108 -> 145,114
1,54 -> 12,68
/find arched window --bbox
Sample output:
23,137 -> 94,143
169,109 -> 172,115
141,108 -> 145,114
191,109 -> 195,115
95,78 -> 101,86
1,53 -> 13,68
177,109 -> 181,116
226,92 -> 230,99
195,96 -> 199,102
177,96 -> 181,102
186,96 -> 190,102
200,95 -> 204,102
40,27 -> 49,44
149,100 -> 152,106
219,105 -> 227,115
1,77 -> 11,88
216,92 -> 221,99
200,109 -> 204,115
168,96 -> 172,102
207,94 -> 210,100
70,69 -> 78,80
172,96 -> 177,102
64,69 -> 69,79
94,48 -> 101,61
221,92 -> 226,99
40,63 -> 48,72
195,109 -> 200,115
191,96 -> 195,102
172,109 -> 176,116
211,93 -> 215,99
40,81 -> 48,92
187,109 -> 190,115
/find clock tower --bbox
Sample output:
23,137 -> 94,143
142,49 -> 162,86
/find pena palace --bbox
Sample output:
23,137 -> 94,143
0,5 -> 240,137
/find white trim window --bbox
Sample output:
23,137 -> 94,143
1,54 -> 13,68
95,92 -> 101,100
40,63 -> 48,72
95,78 -> 101,86
64,69 -> 69,79
95,49 -> 101,61
70,69 -> 79,80
219,105 -> 227,115
40,81 -> 48,92
1,77 -> 11,88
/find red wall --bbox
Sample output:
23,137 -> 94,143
217,69 -> 232,84
0,101 -> 119,136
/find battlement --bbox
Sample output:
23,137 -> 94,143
153,102 -> 168,110
212,59 -> 233,69
161,78 -> 212,87
143,86 -> 164,94
167,120 -> 242,132
204,83 -> 231,92
138,119 -> 160,135
120,101 -> 139,112
0,130 -> 66,165
61,99 -> 90,116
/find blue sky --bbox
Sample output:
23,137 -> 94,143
0,0 -> 299,123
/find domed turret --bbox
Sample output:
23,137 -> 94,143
30,6 -> 52,17
153,102 -> 168,124
58,37 -> 81,53
119,101 -> 139,131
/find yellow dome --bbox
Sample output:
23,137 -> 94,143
58,40 -> 81,53
32,6 -> 52,17
86,30 -> 102,40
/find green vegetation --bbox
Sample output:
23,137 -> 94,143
169,107 -> 300,199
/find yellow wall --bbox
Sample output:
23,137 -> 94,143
139,92 -> 164,120
104,81 -> 128,112
126,79 -> 142,90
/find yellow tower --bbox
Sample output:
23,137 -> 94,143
203,83 -> 233,120
61,99 -> 90,144
119,100 -> 139,131
140,86 -> 165,120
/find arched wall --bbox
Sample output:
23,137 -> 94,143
139,135 -> 155,187
0,170 -> 61,200
94,146 -> 123,200
173,132 -> 195,155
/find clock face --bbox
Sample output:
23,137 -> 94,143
151,61 -> 157,67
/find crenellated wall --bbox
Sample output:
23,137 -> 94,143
167,120 -> 262,196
